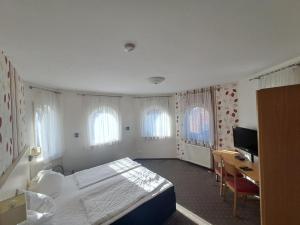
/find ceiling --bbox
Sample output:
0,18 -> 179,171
0,0 -> 300,94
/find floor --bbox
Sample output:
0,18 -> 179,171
165,211 -> 198,225
136,159 -> 260,225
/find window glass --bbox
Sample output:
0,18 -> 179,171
184,106 -> 210,143
142,108 -> 171,138
89,107 -> 120,145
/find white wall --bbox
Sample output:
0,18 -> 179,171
62,93 -> 137,172
237,78 -> 259,129
0,150 -> 30,201
24,80 -> 258,172
134,138 -> 176,159
237,78 -> 260,162
24,85 -> 177,173
62,93 -> 177,172
238,56 -> 300,129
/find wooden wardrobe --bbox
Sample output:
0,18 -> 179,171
257,84 -> 300,225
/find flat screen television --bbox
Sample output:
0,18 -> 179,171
233,126 -> 258,162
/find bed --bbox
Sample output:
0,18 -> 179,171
27,158 -> 176,225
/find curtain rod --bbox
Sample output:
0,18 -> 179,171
133,96 -> 172,99
249,63 -> 300,81
78,94 -> 171,98
29,85 -> 61,94
77,93 -> 122,98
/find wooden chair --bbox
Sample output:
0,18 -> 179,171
212,151 -> 224,196
223,161 -> 259,217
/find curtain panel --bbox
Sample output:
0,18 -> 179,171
258,65 -> 300,89
0,52 -> 13,175
10,64 -> 26,160
81,95 -> 121,148
0,51 -> 27,176
175,88 -> 215,147
135,97 -> 171,140
175,83 -> 239,158
213,83 -> 239,149
33,90 -> 64,162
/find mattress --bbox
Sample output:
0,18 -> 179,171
51,166 -> 175,225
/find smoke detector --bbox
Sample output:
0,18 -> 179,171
148,76 -> 166,85
124,42 -> 136,52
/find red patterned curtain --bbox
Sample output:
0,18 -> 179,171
0,51 -> 26,176
214,83 -> 239,149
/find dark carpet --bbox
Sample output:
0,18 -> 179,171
136,159 -> 260,225
165,211 -> 198,225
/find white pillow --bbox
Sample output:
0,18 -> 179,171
29,170 -> 64,198
20,191 -> 56,225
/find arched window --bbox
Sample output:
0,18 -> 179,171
183,106 -> 212,145
88,106 -> 120,146
141,107 -> 171,139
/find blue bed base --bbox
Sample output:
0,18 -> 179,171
111,186 -> 176,225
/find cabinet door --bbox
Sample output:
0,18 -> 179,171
257,84 -> 300,225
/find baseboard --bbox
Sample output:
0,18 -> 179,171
176,203 -> 212,225
134,157 -> 214,171
180,158 -> 214,171
134,157 -> 178,160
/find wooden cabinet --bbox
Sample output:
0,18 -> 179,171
257,84 -> 300,225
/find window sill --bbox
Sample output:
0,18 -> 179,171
90,141 -> 121,148
141,137 -> 171,141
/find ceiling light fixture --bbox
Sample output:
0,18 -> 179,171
148,76 -> 166,85
124,42 -> 136,52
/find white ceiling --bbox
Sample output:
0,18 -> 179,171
0,0 -> 300,94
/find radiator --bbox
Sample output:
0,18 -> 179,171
181,144 -> 212,169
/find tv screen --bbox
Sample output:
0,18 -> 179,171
233,127 -> 258,156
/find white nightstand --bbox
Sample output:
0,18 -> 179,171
0,194 -> 27,225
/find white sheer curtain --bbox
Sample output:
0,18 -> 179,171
136,97 -> 171,139
178,88 -> 214,147
33,90 -> 63,162
82,95 -> 121,148
259,65 -> 300,89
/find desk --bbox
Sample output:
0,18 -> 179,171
213,149 -> 260,184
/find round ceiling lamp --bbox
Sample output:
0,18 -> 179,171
148,76 -> 166,85
124,42 -> 136,52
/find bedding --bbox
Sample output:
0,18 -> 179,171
50,165 -> 173,225
18,191 -> 56,225
73,157 -> 141,189
80,166 -> 170,225
29,170 -> 64,198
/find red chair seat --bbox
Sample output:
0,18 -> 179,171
227,178 -> 259,194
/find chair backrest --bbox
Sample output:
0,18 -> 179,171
223,161 -> 239,178
212,152 -> 223,169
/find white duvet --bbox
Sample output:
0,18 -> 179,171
73,157 -> 141,189
80,166 -> 169,225
51,165 -> 172,225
